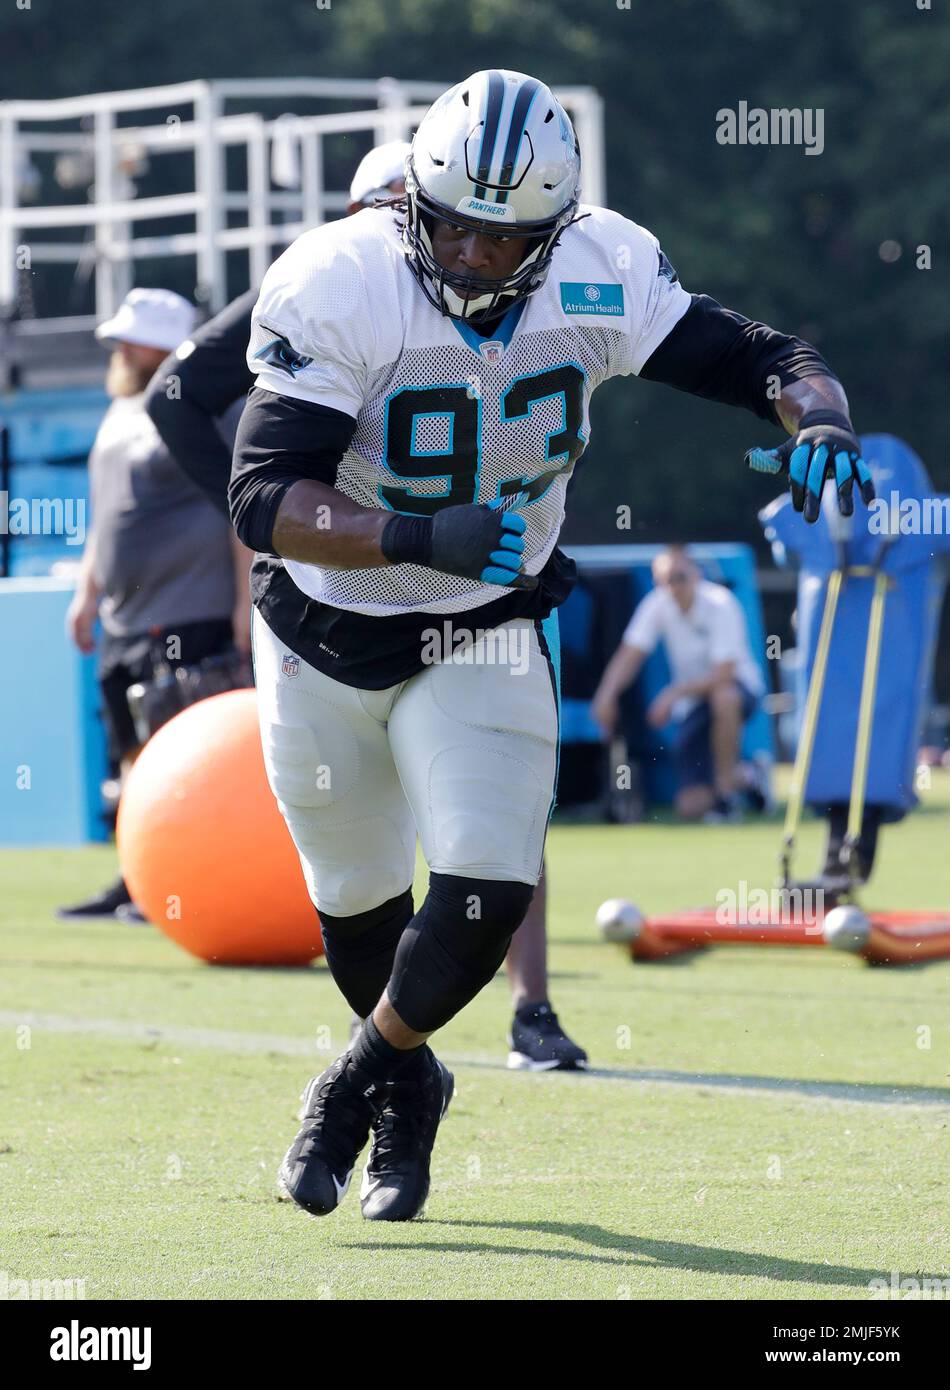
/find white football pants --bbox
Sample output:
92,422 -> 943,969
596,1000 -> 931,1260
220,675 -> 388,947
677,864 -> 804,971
252,607 -> 560,917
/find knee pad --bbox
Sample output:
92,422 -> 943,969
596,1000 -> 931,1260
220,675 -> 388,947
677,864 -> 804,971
388,873 -> 534,1034
318,889 -> 413,1020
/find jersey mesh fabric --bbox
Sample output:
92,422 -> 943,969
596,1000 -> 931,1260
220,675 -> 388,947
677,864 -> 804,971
303,325 -> 618,614
248,205 -> 690,616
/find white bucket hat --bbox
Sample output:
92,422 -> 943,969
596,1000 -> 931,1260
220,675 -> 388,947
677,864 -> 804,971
95,288 -> 197,352
349,139 -> 411,207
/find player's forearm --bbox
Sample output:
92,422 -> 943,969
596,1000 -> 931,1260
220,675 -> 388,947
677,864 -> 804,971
229,387 -> 364,555
271,479 -> 390,569
596,645 -> 644,701
76,532 -> 101,600
775,376 -> 851,436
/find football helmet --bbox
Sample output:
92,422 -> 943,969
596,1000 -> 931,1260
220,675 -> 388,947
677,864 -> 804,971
403,69 -> 582,322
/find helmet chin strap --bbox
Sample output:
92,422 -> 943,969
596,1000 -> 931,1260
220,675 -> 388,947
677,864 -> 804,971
442,281 -> 499,318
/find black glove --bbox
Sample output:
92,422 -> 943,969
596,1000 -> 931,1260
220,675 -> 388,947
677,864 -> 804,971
381,501 -> 537,589
745,409 -> 875,524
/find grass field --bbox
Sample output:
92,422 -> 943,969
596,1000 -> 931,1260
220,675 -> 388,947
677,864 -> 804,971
2,773 -> 948,1301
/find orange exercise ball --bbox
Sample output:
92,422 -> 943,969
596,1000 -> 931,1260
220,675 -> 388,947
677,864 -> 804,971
117,689 -> 322,966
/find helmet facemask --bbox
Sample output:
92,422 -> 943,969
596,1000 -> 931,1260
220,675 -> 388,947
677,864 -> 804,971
402,156 -> 577,324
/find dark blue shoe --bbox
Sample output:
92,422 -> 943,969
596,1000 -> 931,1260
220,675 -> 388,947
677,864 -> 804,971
56,877 -> 131,919
507,1001 -> 588,1072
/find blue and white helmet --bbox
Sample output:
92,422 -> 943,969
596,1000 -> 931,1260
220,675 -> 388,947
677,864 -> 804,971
403,69 -> 582,322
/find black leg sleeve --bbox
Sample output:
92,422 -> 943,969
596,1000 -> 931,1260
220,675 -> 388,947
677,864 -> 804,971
387,873 -> 535,1034
318,889 -> 414,1020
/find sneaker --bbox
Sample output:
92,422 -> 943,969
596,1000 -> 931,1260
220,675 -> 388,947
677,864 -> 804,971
738,756 -> 773,815
360,1050 -> 455,1222
114,902 -> 150,925
278,1054 -> 385,1217
56,877 -> 132,919
507,1001 -> 588,1072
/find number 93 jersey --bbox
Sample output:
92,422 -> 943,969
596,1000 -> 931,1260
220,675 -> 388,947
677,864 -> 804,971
247,203 -> 690,616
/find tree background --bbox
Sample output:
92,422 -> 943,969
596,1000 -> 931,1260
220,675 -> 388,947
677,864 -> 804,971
2,0 -> 947,552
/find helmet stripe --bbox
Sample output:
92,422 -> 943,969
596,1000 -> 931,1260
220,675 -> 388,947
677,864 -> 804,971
473,70 -> 506,200
495,77 -> 542,204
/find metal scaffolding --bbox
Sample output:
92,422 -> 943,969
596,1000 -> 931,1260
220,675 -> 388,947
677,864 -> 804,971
0,77 -> 606,336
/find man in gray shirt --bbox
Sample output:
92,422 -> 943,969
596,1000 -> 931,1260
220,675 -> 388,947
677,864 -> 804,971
61,288 -> 247,920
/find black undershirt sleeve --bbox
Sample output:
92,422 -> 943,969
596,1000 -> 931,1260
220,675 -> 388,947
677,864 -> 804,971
639,293 -> 834,425
229,386 -> 357,555
144,287 -> 261,517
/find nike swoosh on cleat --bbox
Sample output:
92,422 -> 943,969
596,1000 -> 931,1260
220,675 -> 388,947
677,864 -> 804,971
278,1157 -> 352,1212
359,1162 -> 384,1202
331,1170 -> 352,1205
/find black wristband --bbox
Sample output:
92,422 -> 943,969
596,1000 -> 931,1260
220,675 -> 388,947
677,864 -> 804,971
797,408 -> 853,432
380,512 -> 434,567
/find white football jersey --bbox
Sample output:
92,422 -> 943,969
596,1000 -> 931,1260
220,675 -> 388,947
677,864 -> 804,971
248,205 -> 690,616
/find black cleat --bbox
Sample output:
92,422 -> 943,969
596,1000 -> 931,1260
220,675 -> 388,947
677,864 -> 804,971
56,877 -> 132,919
360,1051 -> 454,1222
114,902 -> 150,925
278,1054 -> 385,1217
507,1001 -> 588,1072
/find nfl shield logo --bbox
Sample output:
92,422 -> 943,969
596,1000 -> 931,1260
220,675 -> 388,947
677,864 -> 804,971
281,653 -> 300,678
479,339 -> 503,364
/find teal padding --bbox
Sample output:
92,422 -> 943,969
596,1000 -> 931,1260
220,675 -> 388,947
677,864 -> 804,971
806,442 -> 829,495
789,443 -> 810,487
540,610 -> 562,823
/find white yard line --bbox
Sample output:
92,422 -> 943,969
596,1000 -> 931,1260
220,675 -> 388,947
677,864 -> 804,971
3,1009 -> 948,1109
2,1009 -> 315,1056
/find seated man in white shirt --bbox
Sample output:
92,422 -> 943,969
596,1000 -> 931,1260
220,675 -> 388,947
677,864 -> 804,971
592,546 -> 765,820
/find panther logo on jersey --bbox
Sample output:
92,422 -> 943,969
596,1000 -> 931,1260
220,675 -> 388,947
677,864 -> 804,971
253,331 -> 314,378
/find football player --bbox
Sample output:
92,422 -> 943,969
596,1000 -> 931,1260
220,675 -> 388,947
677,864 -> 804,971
229,69 -> 873,1222
145,138 -> 587,1074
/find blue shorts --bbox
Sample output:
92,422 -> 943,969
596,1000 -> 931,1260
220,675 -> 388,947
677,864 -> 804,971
672,683 -> 759,791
